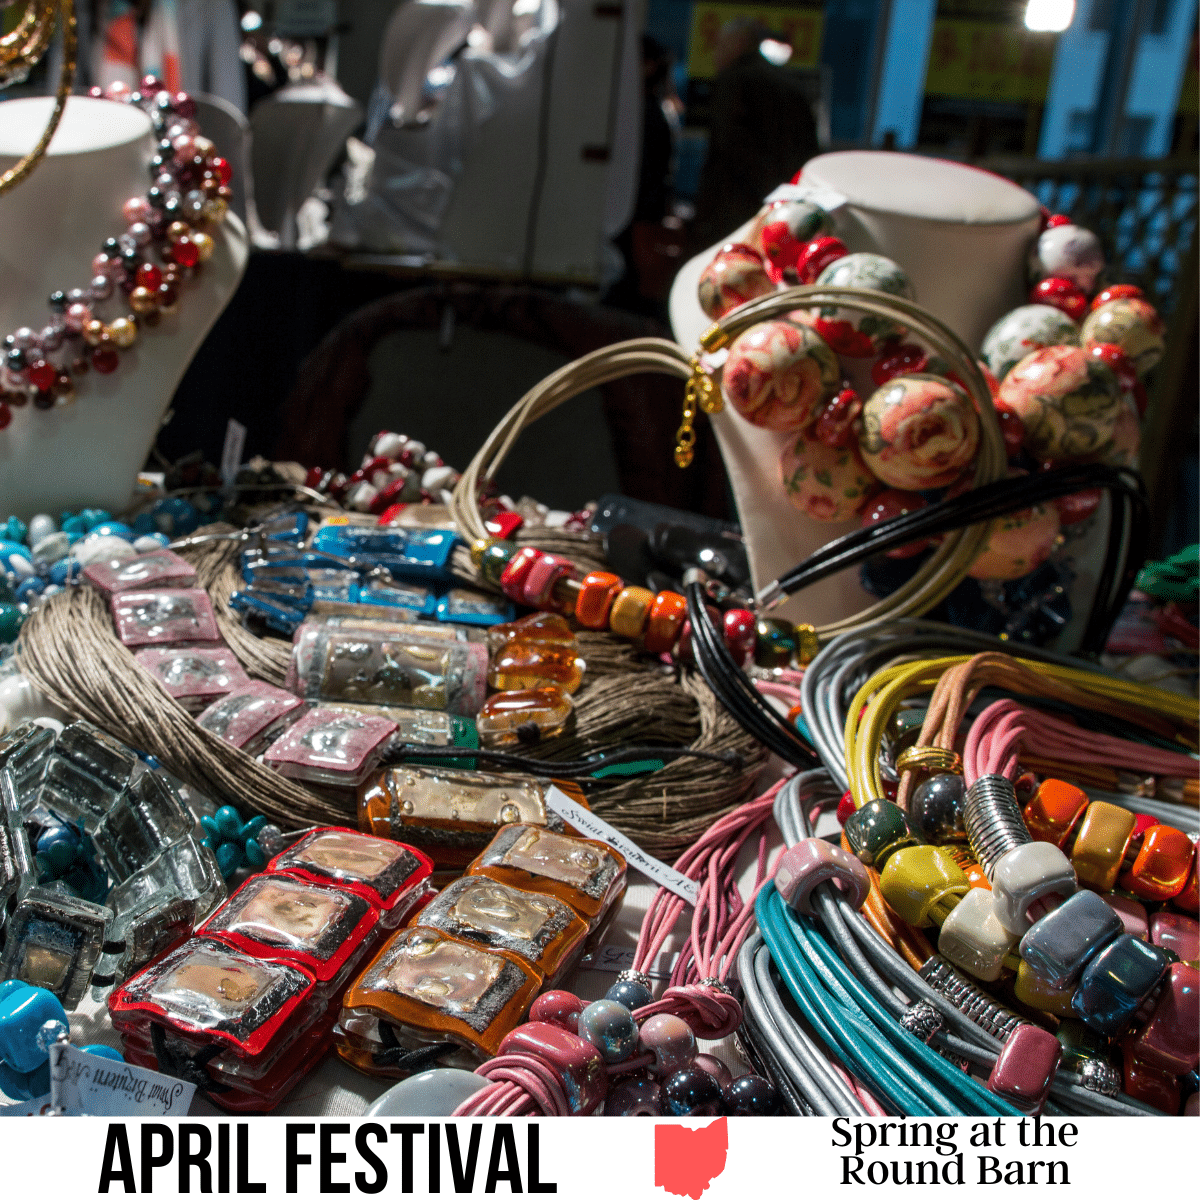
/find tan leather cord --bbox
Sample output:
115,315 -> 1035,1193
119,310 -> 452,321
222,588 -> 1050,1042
449,285 -> 1008,642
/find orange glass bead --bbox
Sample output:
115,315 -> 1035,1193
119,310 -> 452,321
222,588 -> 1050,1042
608,586 -> 655,638
575,571 -> 624,630
1070,801 -> 1136,892
643,591 -> 688,654
1024,778 -> 1090,847
1118,824 -> 1195,901
488,643 -> 585,694
476,685 -> 574,747
488,612 -> 575,654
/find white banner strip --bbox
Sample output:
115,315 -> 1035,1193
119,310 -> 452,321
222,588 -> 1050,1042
546,785 -> 700,905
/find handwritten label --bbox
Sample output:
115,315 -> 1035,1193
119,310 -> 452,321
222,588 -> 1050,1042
546,786 -> 699,905
221,418 -> 247,487
580,943 -> 680,979
0,1045 -> 196,1117
763,182 -> 849,213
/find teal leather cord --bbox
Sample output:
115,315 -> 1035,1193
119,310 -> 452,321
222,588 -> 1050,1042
756,884 -> 1024,1117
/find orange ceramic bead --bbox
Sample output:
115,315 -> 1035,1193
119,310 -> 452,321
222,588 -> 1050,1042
608,586 -> 655,638
643,591 -> 688,654
1024,779 -> 1090,847
1118,824 -> 1196,901
575,571 -> 624,630
1070,801 -> 1137,892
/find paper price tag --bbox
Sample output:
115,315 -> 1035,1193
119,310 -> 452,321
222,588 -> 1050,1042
580,943 -> 679,979
48,1044 -> 194,1116
762,182 -> 848,213
545,786 -> 699,905
220,418 -> 247,487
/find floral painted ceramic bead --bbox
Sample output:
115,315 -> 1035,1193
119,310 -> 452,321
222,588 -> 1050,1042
981,305 -> 1080,383
810,253 -> 916,356
858,374 -> 980,490
998,345 -> 1123,463
967,496 -> 1060,581
1080,298 -> 1165,377
780,435 -> 876,520
722,319 -> 840,431
1031,224 -> 1105,293
696,244 -> 775,319
756,199 -> 831,280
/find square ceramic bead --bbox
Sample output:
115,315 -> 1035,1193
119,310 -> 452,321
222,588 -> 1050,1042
987,1023 -> 1062,1114
1117,824 -> 1195,901
84,549 -> 197,594
1130,963 -> 1198,1074
263,707 -> 398,788
774,838 -> 870,917
1018,888 -> 1123,989
110,587 -> 221,647
520,554 -> 577,611
878,845 -> 970,927
1150,911 -> 1198,962
937,887 -> 1018,982
575,571 -> 624,630
135,644 -> 251,712
1119,1044 -> 1181,1114
608,586 -> 655,638
990,842 -> 1077,935
1014,960 -> 1076,1018
1070,801 -> 1136,891
643,592 -> 688,654
1072,933 -> 1172,1035
498,547 -> 544,603
1023,779 -> 1089,847
1106,894 -> 1148,940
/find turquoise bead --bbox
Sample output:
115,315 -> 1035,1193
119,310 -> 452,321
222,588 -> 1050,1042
0,603 -> 25,642
214,805 -> 243,839
242,814 -> 268,840
1,517 -> 28,545
199,814 -> 220,840
61,516 -> 88,536
244,838 -> 267,869
215,841 -> 244,877
89,522 -> 134,541
0,983 -> 69,1073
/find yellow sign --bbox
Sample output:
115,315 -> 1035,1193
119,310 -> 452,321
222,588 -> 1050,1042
925,18 -> 1056,103
688,4 -> 824,80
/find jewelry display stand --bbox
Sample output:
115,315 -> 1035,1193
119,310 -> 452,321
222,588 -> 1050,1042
0,96 -> 248,521
670,151 -> 1042,629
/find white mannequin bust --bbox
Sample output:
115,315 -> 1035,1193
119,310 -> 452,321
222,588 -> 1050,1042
670,151 -> 1041,627
0,96 -> 248,521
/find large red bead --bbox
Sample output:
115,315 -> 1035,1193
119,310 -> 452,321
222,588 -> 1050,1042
1086,342 -> 1138,392
1091,284 -> 1144,312
1029,277 -> 1088,322
91,348 -> 119,374
722,608 -> 756,665
871,343 -> 928,387
26,360 -> 56,392
498,1022 -> 607,1115
995,406 -> 1026,458
814,387 -> 862,448
210,155 -> 232,184
860,489 -> 930,558
136,262 -> 163,291
171,236 -> 200,267
796,236 -> 847,284
1045,213 -> 1072,228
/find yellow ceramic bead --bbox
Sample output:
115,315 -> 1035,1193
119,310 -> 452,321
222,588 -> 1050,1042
1071,801 -> 1136,892
1014,960 -> 1075,1018
608,586 -> 656,638
470,537 -> 497,567
879,845 -> 971,928
108,316 -> 137,349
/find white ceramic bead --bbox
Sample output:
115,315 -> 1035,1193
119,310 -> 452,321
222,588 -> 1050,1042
346,481 -> 378,512
363,1068 -> 488,1117
991,842 -> 1077,936
373,432 -> 407,459
937,887 -> 1018,981
422,466 -> 457,492
73,535 -> 138,566
28,514 -> 57,543
31,532 -> 70,563
133,534 -> 170,552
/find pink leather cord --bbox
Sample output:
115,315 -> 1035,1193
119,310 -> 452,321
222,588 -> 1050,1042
963,698 -> 1200,787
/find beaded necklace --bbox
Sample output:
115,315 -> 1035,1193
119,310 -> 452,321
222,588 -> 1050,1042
0,76 -> 233,431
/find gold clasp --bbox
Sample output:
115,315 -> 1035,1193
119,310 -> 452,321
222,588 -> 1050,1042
674,357 -> 721,468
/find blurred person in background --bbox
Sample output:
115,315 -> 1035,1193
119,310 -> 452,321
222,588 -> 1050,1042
690,17 -> 818,250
